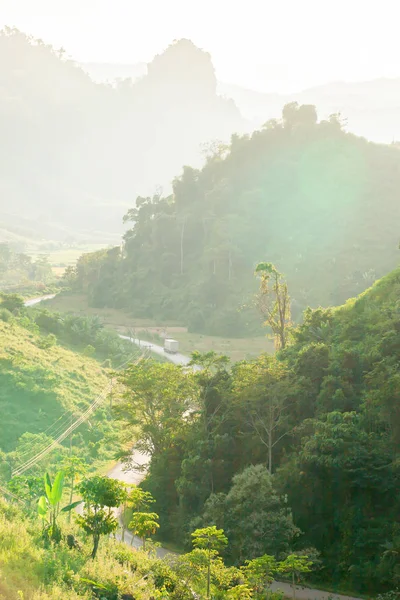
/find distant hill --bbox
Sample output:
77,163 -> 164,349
80,59 -> 400,143
0,29 -> 246,242
219,78 -> 400,142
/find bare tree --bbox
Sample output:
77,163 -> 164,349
255,262 -> 291,350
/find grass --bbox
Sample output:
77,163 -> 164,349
0,319 -> 109,453
0,498 -> 163,600
45,293 -> 275,362
170,330 -> 274,362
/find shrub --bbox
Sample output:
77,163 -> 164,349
83,345 -> 96,357
0,308 -> 12,322
37,334 -> 57,349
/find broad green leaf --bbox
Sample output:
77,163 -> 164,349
38,495 -> 48,518
50,471 -> 65,506
61,500 -> 82,512
44,472 -> 52,501
80,578 -> 109,590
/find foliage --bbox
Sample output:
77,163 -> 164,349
116,359 -> 197,455
0,245 -> 54,293
187,527 -> 228,599
0,317 -> 117,468
30,307 -> 139,365
279,554 -> 313,600
77,476 -> 127,558
129,511 -> 160,550
255,262 -> 291,350
138,267 -> 400,594
242,554 -> 278,594
221,465 -> 299,564
74,105 -> 400,335
37,470 -> 81,542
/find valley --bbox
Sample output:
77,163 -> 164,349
1,13 -> 400,600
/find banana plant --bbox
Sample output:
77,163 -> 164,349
38,470 -> 82,542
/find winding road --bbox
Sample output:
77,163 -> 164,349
23,295 -> 363,599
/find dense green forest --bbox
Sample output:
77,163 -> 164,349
115,266 -> 400,594
72,103 -> 400,335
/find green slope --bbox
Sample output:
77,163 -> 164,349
0,319 -> 109,453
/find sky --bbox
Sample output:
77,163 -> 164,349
1,0 -> 400,93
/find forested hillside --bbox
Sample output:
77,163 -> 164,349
116,267 -> 400,594
0,28 -> 244,242
73,103 -> 400,335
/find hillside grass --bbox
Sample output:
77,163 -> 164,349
0,498 -> 162,600
0,319 -> 109,453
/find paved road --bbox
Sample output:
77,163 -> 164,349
24,294 -> 56,307
119,334 -> 198,368
270,582 -> 362,600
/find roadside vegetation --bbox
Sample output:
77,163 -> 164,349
114,266 -> 400,595
0,469 -> 315,600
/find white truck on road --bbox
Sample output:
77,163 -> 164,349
164,338 -> 179,354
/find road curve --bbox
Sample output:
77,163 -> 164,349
23,295 -> 187,556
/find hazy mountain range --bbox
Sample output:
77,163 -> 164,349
83,61 -> 400,143
1,27 -> 400,251
0,32 -> 245,247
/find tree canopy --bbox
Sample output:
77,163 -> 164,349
73,103 -> 400,336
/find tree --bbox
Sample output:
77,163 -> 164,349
191,526 -> 228,600
223,465 -> 299,564
37,471 -> 81,542
61,456 -> 88,522
242,555 -> 278,597
129,511 -> 160,550
279,554 -> 312,600
232,354 -> 293,473
121,485 -> 155,542
8,474 -> 43,513
255,263 -> 291,350
226,584 -> 253,600
116,360 -> 197,456
0,293 -> 24,313
76,476 -> 127,558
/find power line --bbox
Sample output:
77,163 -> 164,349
15,350 -> 142,463
12,351 -> 143,477
0,484 -> 25,505
13,384 -> 112,476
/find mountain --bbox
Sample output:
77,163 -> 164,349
71,103 -> 400,336
80,58 -> 400,143
219,78 -> 400,142
0,29 -> 246,243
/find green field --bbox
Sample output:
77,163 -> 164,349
44,293 -> 274,361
